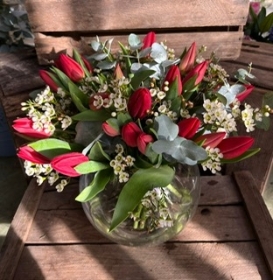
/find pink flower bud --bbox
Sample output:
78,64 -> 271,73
177,117 -> 201,139
179,42 -> 196,73
163,65 -> 183,95
137,132 -> 153,154
195,132 -> 226,148
127,88 -> 152,119
17,146 -> 50,164
121,122 -> 142,147
183,60 -> 209,86
142,31 -> 156,49
39,70 -> 59,92
236,85 -> 254,102
51,152 -> 89,177
12,117 -> 51,139
114,63 -> 124,80
102,122 -> 120,137
217,136 -> 254,159
56,54 -> 85,82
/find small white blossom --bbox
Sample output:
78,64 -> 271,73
61,116 -> 72,130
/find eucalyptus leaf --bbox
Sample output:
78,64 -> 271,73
109,165 -> 175,231
128,33 -> 142,50
91,40 -> 102,51
75,161 -> 110,174
154,115 -> 178,141
130,69 -> 155,89
91,52 -> 108,61
97,60 -> 116,70
75,169 -> 113,202
150,43 -> 167,63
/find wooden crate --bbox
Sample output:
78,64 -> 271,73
25,0 -> 250,64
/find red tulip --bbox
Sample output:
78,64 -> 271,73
142,31 -> 156,49
51,152 -> 89,177
195,132 -> 226,148
56,54 -> 84,82
102,122 -> 120,137
236,85 -> 254,102
178,118 -> 201,139
17,146 -> 50,164
12,118 -> 51,139
179,42 -> 196,73
121,122 -> 142,147
137,132 -> 153,154
127,88 -> 152,119
163,65 -> 183,95
81,55 -> 93,73
39,70 -> 59,92
217,136 -> 254,159
183,60 -> 209,86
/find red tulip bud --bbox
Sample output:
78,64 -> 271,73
163,65 -> 183,95
179,42 -> 196,73
127,88 -> 152,119
236,84 -> 254,102
81,55 -> 93,73
17,146 -> 50,164
39,70 -> 59,92
12,117 -> 51,139
178,118 -> 201,139
51,152 -> 89,177
183,60 -> 209,86
195,132 -> 226,148
102,122 -> 120,137
137,132 -> 153,154
56,54 -> 85,82
142,31 -> 156,49
217,136 -> 254,159
121,122 -> 142,147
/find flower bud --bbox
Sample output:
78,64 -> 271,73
39,70 -> 59,92
236,84 -> 254,102
127,88 -> 152,119
51,152 -> 89,177
195,132 -> 226,148
163,65 -> 183,96
121,122 -> 142,147
17,146 -> 50,164
217,136 -> 254,159
137,132 -> 153,154
102,122 -> 120,137
142,31 -> 156,49
56,54 -> 85,82
183,60 -> 209,86
114,63 -> 124,79
177,117 -> 200,139
12,117 -> 51,139
179,42 -> 196,73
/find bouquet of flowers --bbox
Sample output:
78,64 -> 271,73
13,32 -> 272,234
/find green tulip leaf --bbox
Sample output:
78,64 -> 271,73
75,160 -> 110,174
130,69 -> 155,90
50,67 -> 71,91
72,110 -> 111,121
29,139 -> 83,158
109,165 -> 175,231
166,78 -> 180,100
75,169 -> 113,202
89,141 -> 111,161
68,81 -> 89,112
72,49 -> 91,77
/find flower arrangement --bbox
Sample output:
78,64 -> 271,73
13,32 -> 272,233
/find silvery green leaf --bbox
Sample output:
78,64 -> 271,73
91,40 -> 102,51
150,43 -> 167,63
128,33 -> 142,50
154,115 -> 178,141
91,52 -> 108,61
131,62 -> 143,73
236,68 -> 255,79
75,121 -> 103,146
138,48 -> 152,58
97,60 -> 116,69
143,62 -> 163,79
161,59 -> 180,69
218,84 -> 245,105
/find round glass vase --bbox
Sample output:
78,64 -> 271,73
79,164 -> 200,246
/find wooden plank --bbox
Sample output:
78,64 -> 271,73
234,171 -> 273,278
34,31 -> 244,64
25,0 -> 249,32
14,242 -> 270,280
0,179 -> 46,280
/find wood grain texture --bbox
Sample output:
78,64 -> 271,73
14,242 -> 270,280
234,171 -> 273,278
0,179 -> 46,280
25,0 -> 249,32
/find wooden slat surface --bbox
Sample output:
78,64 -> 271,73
25,0 -> 249,32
